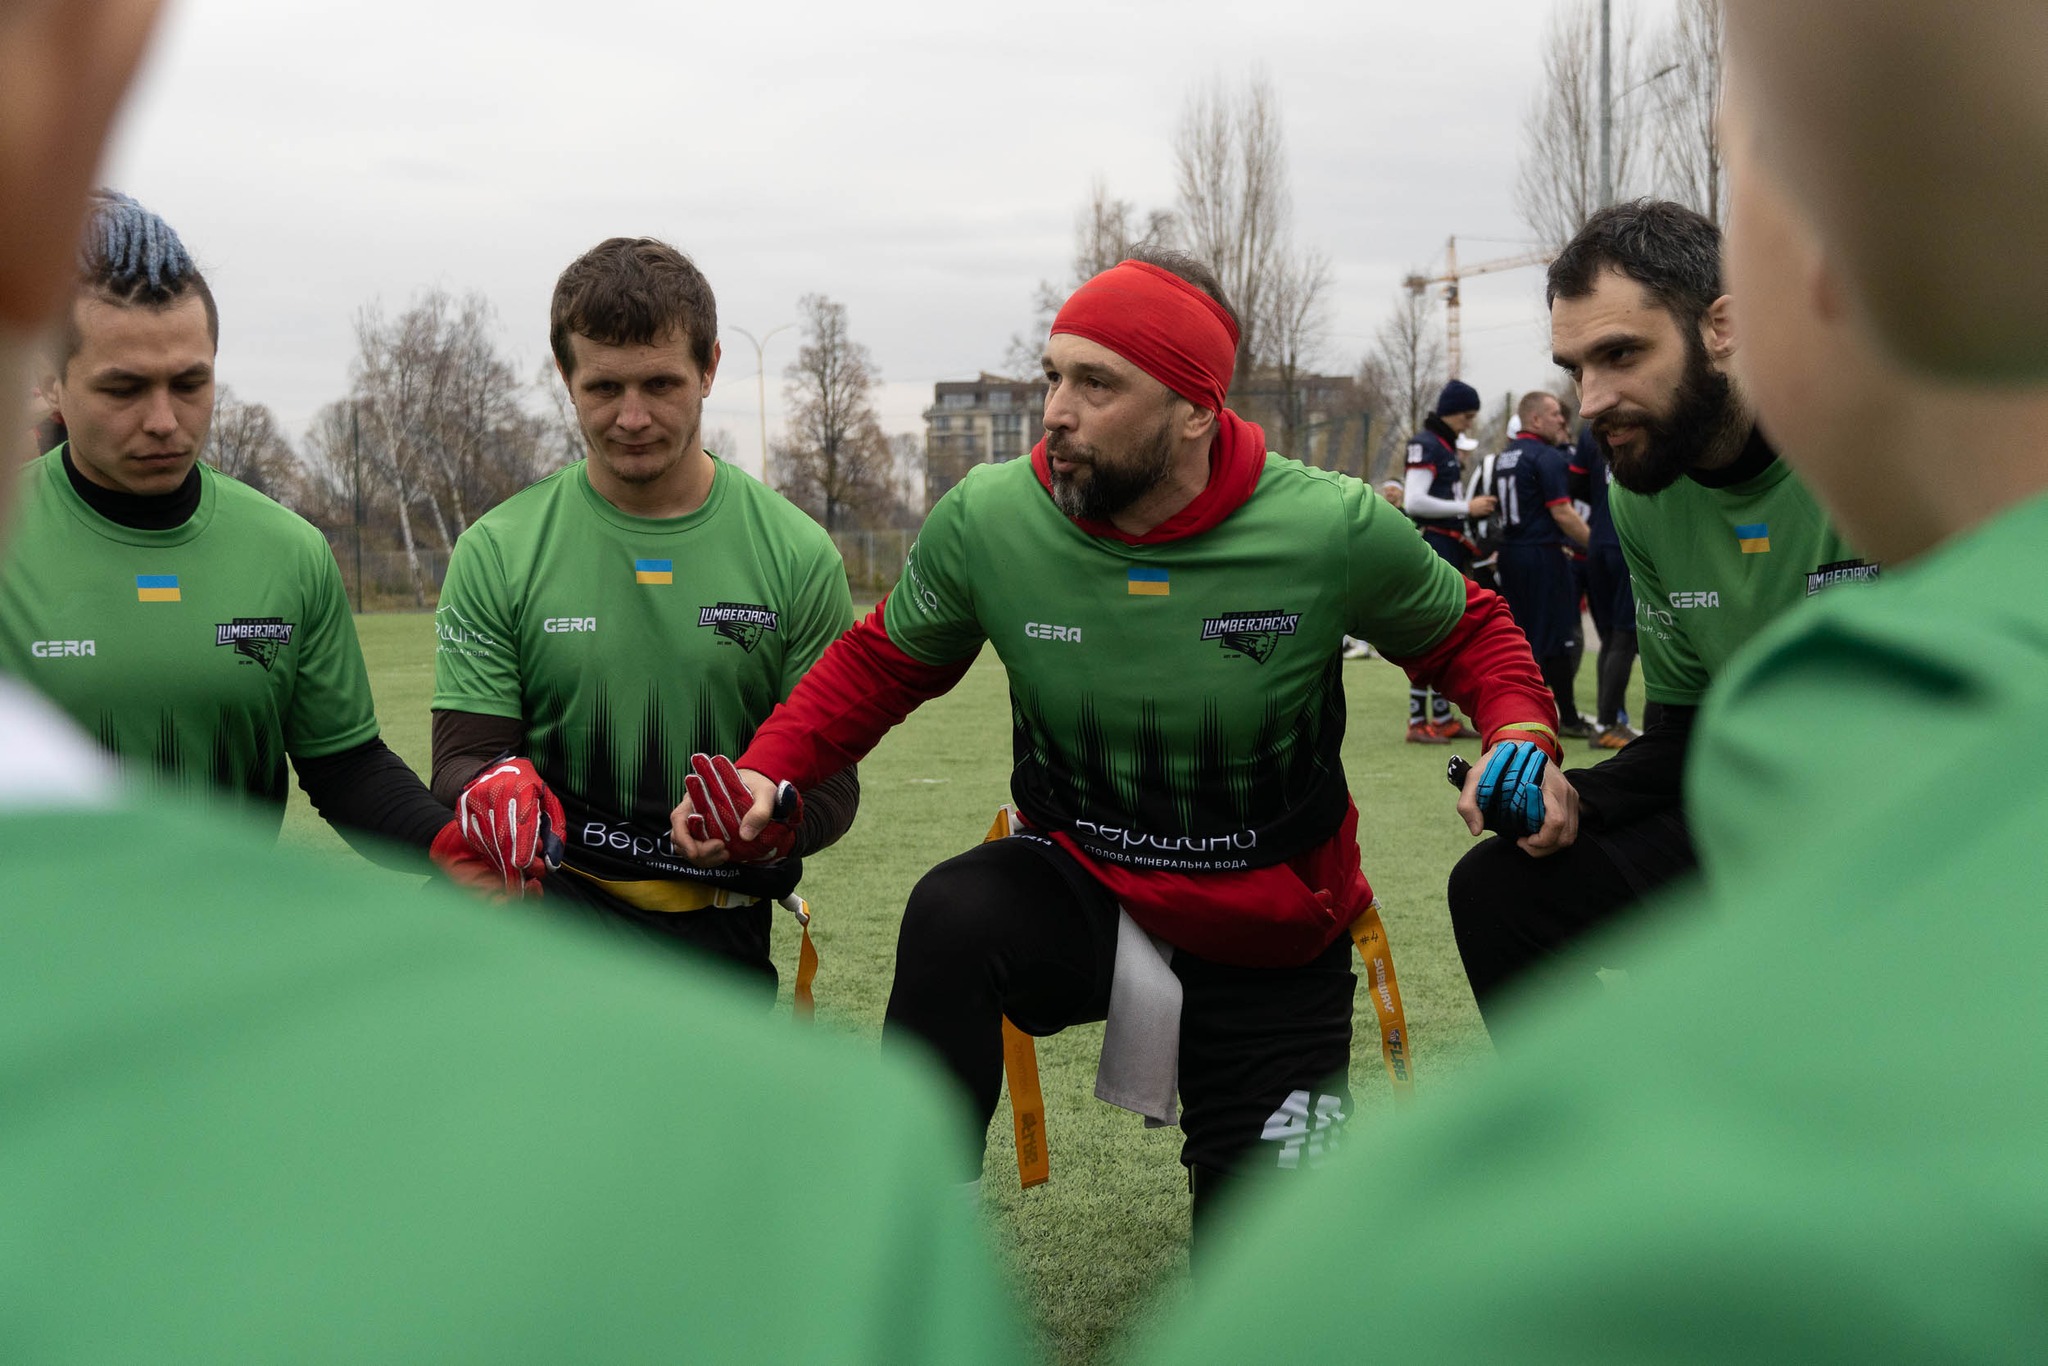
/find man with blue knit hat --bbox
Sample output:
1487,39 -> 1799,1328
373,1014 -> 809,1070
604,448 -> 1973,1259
1401,378 -> 1497,742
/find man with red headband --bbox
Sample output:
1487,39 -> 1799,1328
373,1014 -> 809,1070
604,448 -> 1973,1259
677,249 -> 1568,1224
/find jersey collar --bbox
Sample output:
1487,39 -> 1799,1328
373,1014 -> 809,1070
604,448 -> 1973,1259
1029,407 -> 1268,545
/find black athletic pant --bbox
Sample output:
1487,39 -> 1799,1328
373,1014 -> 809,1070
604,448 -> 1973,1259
1448,810 -> 1695,1031
543,872 -> 777,1000
884,834 -> 1357,1226
1584,544 -> 1639,727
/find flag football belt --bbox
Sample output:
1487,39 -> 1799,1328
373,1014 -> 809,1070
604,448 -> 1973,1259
560,866 -> 819,1018
983,807 -> 1417,1190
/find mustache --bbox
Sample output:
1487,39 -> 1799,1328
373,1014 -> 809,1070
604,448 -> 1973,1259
1591,409 -> 1653,437
1045,432 -> 1092,464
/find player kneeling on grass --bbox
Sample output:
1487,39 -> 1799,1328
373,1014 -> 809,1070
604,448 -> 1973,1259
676,247 -> 1569,1232
1445,201 -> 1876,1035
429,238 -> 858,995
0,191 -> 554,896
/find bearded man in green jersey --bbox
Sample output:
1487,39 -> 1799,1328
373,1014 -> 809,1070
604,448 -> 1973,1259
681,247 -> 1569,1225
1446,200 -> 1875,1033
0,190 -> 543,892
431,238 -> 859,993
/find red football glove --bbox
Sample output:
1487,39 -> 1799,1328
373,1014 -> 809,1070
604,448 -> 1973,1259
432,756 -> 566,898
684,752 -> 801,865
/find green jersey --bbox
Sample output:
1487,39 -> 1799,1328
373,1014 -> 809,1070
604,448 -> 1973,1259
1,684 -> 1027,1365
434,457 -> 851,898
0,448 -> 379,832
1612,438 -> 1871,705
1691,488 -> 2048,887
883,452 -> 1466,871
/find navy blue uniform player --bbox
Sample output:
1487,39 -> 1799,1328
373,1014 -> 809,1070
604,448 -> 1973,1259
1401,380 -> 1496,743
1493,392 -> 1592,738
1570,425 -> 1641,747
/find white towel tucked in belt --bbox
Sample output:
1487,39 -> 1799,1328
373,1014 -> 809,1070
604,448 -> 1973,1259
1094,909 -> 1182,1127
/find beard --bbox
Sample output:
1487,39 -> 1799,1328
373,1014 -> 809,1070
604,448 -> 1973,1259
1595,332 -> 1743,495
1047,417 -> 1176,522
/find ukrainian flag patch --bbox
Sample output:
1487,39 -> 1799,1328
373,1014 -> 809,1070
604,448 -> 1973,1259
1735,523 -> 1770,554
634,558 -> 674,585
1127,567 -> 1170,597
136,574 -> 181,602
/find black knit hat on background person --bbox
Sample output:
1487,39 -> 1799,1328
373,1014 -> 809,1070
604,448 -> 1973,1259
1435,379 -> 1482,417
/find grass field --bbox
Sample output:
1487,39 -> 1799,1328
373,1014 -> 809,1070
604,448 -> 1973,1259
284,611 -> 1642,1366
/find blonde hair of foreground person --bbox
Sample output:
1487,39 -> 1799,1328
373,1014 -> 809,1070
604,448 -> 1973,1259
0,0 -> 164,509
1725,0 -> 2048,380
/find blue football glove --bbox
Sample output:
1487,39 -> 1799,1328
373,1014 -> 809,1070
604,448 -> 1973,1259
1447,741 -> 1549,838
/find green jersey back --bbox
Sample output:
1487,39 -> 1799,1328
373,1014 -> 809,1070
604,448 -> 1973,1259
1692,488 -> 2048,888
434,458 -> 851,895
883,454 -> 1466,872
0,449 -> 379,831
1612,451 -> 1872,705
3,699 -> 1026,1364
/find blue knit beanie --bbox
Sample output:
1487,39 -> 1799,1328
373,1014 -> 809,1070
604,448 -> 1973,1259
1435,379 -> 1481,416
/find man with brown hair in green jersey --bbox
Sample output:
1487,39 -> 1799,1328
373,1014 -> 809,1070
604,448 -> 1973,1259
431,237 -> 859,994
0,189 -> 552,895
0,6 -> 1027,1360
681,246 -> 1571,1227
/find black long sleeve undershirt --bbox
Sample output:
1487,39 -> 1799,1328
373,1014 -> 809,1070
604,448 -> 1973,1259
293,738 -> 451,868
1563,703 -> 1696,832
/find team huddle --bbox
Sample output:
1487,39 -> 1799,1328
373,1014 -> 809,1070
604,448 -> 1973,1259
5,0 -> 2047,1359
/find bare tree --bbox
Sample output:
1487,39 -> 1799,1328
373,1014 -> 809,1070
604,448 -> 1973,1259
1003,179 -> 1179,378
1254,246 -> 1334,460
1357,290 -> 1447,483
776,293 -> 894,532
534,357 -> 585,469
1515,0 -> 1655,247
202,386 -> 296,501
1174,72 -> 1289,389
1651,0 -> 1727,224
888,431 -> 926,520
347,290 -> 545,605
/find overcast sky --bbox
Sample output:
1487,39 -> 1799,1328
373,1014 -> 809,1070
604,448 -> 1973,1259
103,0 -> 1675,479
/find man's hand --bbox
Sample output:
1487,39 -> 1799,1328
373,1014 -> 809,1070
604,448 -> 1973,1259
1468,493 -> 1498,519
1454,741 -> 1579,857
432,756 -> 565,898
673,753 -> 801,867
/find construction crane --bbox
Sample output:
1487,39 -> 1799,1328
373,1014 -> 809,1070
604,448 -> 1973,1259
1404,237 -> 1556,379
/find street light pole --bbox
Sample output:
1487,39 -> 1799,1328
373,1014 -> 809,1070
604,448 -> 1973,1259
1599,0 -> 1613,208
731,323 -> 792,485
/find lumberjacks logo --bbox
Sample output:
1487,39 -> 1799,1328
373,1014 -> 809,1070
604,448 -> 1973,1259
1806,558 -> 1881,595
698,602 -> 780,653
1200,609 -> 1300,664
215,617 -> 295,670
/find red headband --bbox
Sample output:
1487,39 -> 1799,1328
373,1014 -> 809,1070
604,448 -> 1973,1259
1049,260 -> 1240,412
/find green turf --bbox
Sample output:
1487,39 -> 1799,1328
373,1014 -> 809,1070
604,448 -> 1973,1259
284,612 -> 1642,1366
